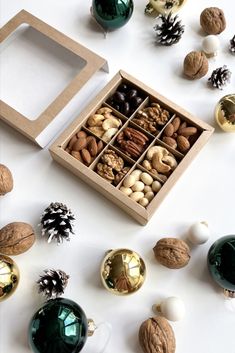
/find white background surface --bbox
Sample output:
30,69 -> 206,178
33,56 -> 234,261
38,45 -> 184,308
0,1 -> 235,353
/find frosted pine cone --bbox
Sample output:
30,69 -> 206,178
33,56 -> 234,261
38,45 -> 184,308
37,269 -> 69,299
208,66 -> 231,89
154,12 -> 184,46
40,202 -> 75,244
230,35 -> 235,54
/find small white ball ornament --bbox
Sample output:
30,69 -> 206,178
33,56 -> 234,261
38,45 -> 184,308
156,296 -> 185,322
202,35 -> 220,56
188,221 -> 210,245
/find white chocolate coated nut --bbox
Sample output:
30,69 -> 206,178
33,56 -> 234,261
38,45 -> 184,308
130,169 -> 142,181
139,198 -> 149,207
132,181 -> 145,192
120,186 -> 133,196
152,181 -> 161,192
140,172 -> 153,186
144,185 -> 152,193
145,191 -> 155,201
130,191 -> 144,202
123,175 -> 136,188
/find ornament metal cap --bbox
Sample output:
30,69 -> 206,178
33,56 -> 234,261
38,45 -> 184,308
100,248 -> 146,295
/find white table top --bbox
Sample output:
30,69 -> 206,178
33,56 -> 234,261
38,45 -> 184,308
0,1 -> 235,353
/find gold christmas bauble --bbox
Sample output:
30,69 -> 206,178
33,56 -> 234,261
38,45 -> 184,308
100,249 -> 146,295
0,254 -> 20,301
145,0 -> 187,15
215,94 -> 235,132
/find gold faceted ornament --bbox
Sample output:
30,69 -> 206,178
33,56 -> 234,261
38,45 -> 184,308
145,0 -> 187,16
100,248 -> 146,295
215,94 -> 235,132
0,254 -> 20,301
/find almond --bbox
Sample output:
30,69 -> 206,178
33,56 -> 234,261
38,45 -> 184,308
68,135 -> 77,149
88,139 -> 98,157
179,121 -> 187,130
72,137 -> 87,151
163,123 -> 174,137
76,131 -> 87,139
162,136 -> 177,149
172,117 -> 181,132
81,149 -> 91,165
177,135 -> 190,153
86,135 -> 96,144
97,140 -> 104,153
71,150 -> 83,162
177,126 -> 197,137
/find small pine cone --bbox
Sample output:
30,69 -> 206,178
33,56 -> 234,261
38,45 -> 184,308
230,35 -> 235,54
37,269 -> 69,299
208,66 -> 232,90
40,202 -> 75,244
154,12 -> 184,46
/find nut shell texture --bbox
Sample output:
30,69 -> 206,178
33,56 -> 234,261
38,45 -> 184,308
139,316 -> 176,353
183,51 -> 208,79
200,7 -> 226,35
0,164 -> 13,195
0,222 -> 35,255
153,238 -> 190,269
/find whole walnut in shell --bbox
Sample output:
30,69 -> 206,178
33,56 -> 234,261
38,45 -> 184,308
0,222 -> 35,255
0,164 -> 13,196
139,316 -> 176,353
183,51 -> 208,79
153,237 -> 190,269
200,7 -> 226,35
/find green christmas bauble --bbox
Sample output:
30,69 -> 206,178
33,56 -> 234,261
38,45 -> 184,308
92,0 -> 134,30
207,235 -> 235,292
28,298 -> 88,353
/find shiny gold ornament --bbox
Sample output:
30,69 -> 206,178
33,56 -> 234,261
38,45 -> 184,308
100,248 -> 146,295
145,0 -> 187,16
0,254 -> 20,301
215,94 -> 235,132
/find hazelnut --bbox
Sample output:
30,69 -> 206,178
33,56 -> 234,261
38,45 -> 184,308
153,237 -> 190,269
0,222 -> 35,255
139,316 -> 176,353
200,7 -> 226,35
183,51 -> 208,79
0,164 -> 13,196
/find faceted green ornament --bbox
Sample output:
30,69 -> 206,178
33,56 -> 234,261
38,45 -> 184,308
28,298 -> 88,353
207,235 -> 235,293
92,0 -> 134,30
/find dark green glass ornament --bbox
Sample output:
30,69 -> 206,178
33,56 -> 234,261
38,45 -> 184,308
92,0 -> 134,30
28,298 -> 88,353
207,235 -> 235,293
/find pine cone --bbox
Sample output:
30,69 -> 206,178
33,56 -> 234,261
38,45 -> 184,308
230,35 -> 235,54
208,66 -> 232,90
154,12 -> 184,46
37,269 -> 69,299
40,202 -> 75,244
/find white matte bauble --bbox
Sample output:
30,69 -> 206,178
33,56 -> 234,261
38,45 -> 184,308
188,221 -> 210,245
158,296 -> 185,322
202,35 -> 220,56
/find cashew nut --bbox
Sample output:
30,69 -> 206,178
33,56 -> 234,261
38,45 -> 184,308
163,155 -> 178,170
96,107 -> 112,115
152,152 -> 171,174
102,117 -> 121,131
102,128 -> 118,142
146,146 -> 169,160
87,114 -> 105,127
88,126 -> 105,138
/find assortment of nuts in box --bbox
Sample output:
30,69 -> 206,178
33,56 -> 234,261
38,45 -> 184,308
65,81 -> 201,209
